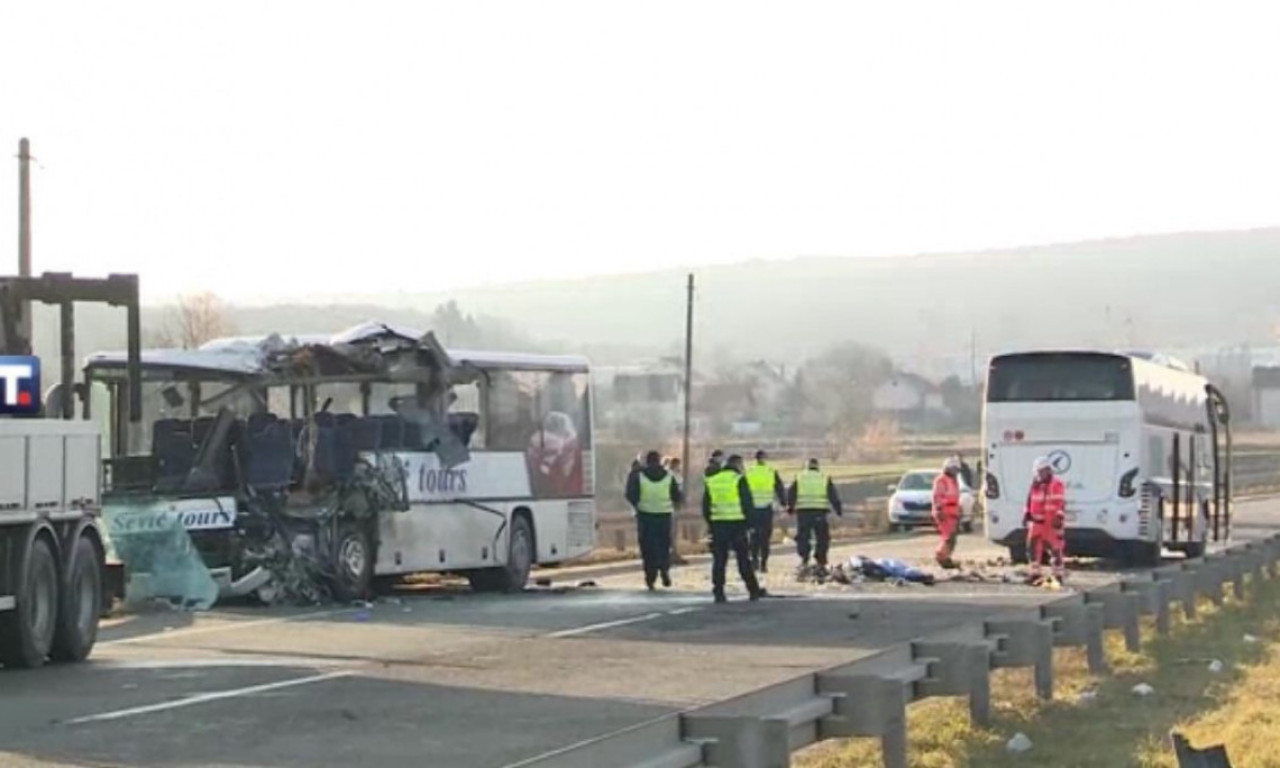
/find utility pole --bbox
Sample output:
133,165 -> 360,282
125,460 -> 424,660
673,273 -> 695,565
17,138 -> 32,349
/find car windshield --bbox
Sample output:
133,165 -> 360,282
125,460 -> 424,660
898,472 -> 934,491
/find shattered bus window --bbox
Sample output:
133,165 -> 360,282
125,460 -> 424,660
104,500 -> 220,611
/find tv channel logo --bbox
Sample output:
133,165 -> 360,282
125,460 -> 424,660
0,356 -> 41,416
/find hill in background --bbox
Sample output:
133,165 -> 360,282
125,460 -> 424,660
31,227 -> 1280,380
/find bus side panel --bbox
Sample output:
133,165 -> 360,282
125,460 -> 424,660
528,499 -> 595,564
376,502 -> 510,574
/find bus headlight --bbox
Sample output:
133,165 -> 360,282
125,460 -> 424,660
1118,468 -> 1139,498
985,473 -> 1000,500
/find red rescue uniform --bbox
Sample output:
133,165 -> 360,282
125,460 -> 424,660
932,472 -> 961,566
1025,476 -> 1066,578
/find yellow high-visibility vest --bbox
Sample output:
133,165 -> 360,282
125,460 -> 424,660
795,469 -> 830,511
637,473 -> 674,515
706,470 -> 745,522
745,463 -> 777,508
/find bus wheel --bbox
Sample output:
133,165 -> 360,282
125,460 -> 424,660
468,515 -> 534,594
51,535 -> 102,663
331,521 -> 374,603
0,536 -> 59,669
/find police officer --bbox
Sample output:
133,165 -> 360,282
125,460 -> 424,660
744,450 -> 786,573
625,450 -> 684,590
787,458 -> 843,574
702,453 -> 765,603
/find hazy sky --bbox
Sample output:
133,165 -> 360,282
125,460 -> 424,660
2,1 -> 1278,303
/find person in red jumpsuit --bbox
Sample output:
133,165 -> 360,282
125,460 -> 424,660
932,457 -> 962,568
1024,456 -> 1067,582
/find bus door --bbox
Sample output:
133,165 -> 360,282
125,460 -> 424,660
1206,385 -> 1232,542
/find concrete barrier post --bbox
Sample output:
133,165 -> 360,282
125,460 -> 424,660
683,715 -> 790,768
1156,564 -> 1198,620
1197,555 -> 1227,608
1085,589 -> 1142,653
911,641 -> 993,726
816,674 -> 909,768
1043,601 -> 1106,673
1121,578 -> 1170,636
986,618 -> 1055,700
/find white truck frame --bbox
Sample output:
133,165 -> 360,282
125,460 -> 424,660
0,272 -> 141,669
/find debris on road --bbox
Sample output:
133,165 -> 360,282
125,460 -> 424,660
1243,634 -> 1259,644
1132,683 -> 1155,696
821,556 -> 936,586
1209,659 -> 1225,673
1006,733 -> 1033,753
1076,689 -> 1098,704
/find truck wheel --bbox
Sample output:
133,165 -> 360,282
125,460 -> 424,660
51,535 -> 102,663
330,522 -> 374,604
468,515 -> 534,594
0,537 -> 59,669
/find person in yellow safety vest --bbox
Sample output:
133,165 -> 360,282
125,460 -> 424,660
786,458 -> 844,574
701,453 -> 765,604
625,450 -> 685,590
745,450 -> 787,574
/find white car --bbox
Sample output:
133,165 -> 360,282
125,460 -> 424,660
886,469 -> 976,533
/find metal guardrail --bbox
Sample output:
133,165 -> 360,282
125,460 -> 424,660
512,534 -> 1280,768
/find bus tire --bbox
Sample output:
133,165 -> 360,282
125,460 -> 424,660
468,515 -> 534,594
51,535 -> 102,663
0,536 -> 59,669
331,521 -> 374,604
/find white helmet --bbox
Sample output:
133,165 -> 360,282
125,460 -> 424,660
943,456 -> 960,473
1033,456 -> 1052,474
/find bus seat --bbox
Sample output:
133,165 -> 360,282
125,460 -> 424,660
244,420 -> 294,491
403,421 -> 422,449
448,413 -> 479,448
349,417 -> 381,452
153,419 -> 196,489
375,415 -> 404,450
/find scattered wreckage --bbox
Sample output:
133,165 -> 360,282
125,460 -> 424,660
86,322 -> 596,610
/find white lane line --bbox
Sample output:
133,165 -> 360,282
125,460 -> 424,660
99,607 -> 352,647
64,670 -> 354,725
546,605 -> 705,638
97,656 -> 348,670
547,612 -> 665,638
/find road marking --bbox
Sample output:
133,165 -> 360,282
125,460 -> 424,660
64,670 -> 354,725
547,612 -> 666,638
98,656 -> 348,670
99,607 -> 352,647
547,606 -> 705,638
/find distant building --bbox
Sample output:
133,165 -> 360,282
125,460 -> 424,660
873,373 -> 950,421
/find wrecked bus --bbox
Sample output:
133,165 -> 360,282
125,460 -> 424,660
83,322 -> 596,606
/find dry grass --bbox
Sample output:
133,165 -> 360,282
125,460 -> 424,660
797,572 -> 1280,768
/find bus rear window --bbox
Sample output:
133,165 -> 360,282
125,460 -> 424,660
987,354 -> 1135,402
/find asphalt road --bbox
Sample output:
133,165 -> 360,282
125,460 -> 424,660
2,499 -> 1276,768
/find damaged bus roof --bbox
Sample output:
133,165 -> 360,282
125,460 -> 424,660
84,321 -> 591,376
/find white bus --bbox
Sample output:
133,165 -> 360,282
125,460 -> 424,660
982,350 -> 1231,567
83,322 -> 596,604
